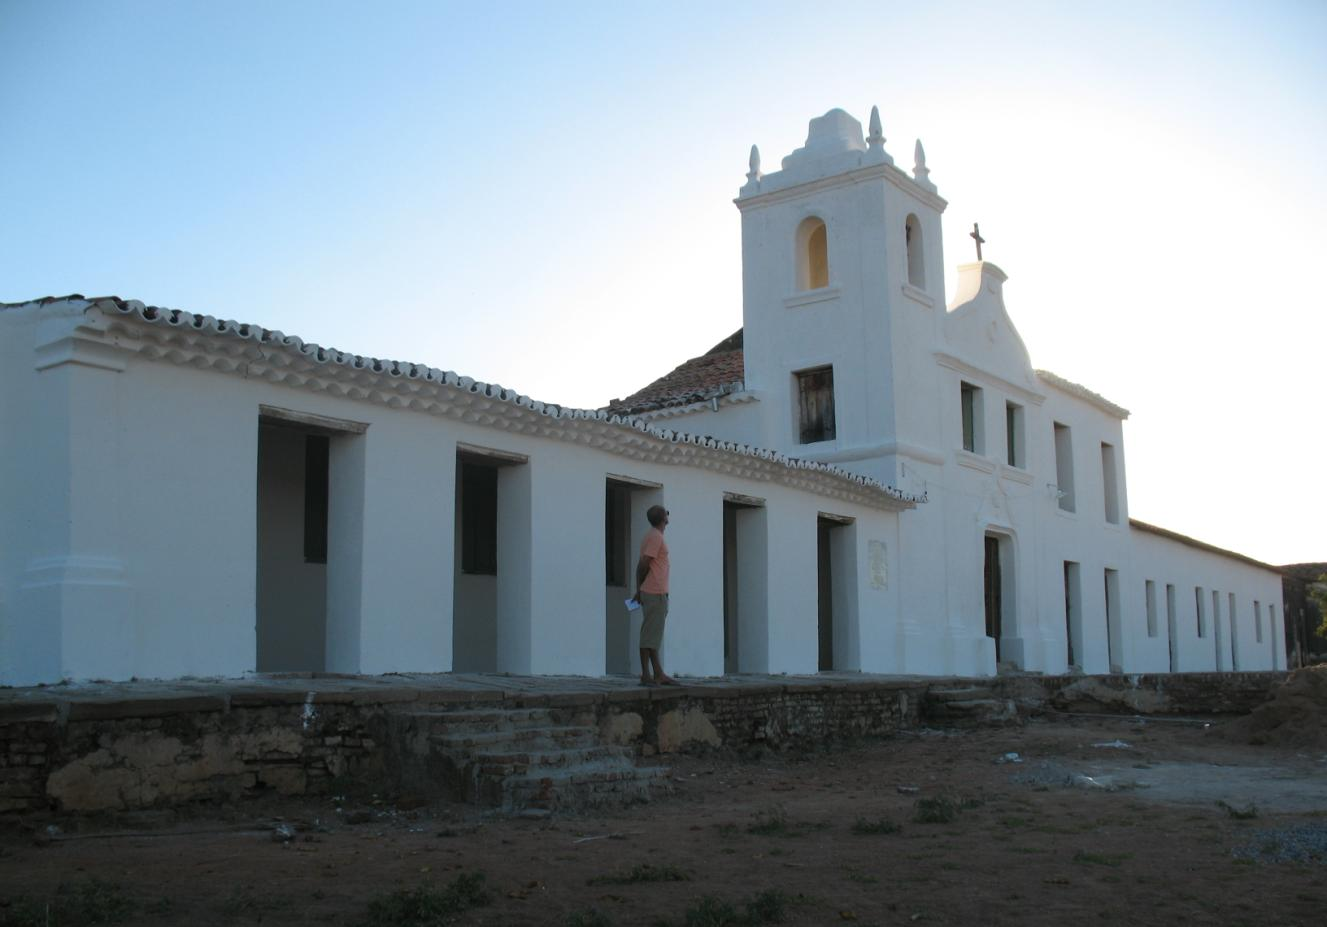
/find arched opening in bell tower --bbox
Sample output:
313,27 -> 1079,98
796,216 -> 829,290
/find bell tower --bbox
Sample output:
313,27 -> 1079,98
735,106 -> 948,487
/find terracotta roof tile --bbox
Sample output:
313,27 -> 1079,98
607,329 -> 745,416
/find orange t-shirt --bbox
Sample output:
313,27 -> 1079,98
639,528 -> 670,595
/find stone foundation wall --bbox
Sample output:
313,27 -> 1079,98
0,672 -> 1284,817
540,681 -> 924,756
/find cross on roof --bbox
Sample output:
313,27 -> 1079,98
970,222 -> 986,261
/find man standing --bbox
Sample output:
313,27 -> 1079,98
633,505 -> 678,686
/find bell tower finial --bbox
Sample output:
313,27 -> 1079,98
865,105 -> 893,165
747,144 -> 762,183
912,139 -> 936,191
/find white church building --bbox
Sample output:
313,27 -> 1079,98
0,107 -> 1284,688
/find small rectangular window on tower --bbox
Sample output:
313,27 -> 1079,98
960,382 -> 984,453
795,366 -> 836,444
1101,442 -> 1120,524
1053,422 -> 1075,512
1005,401 -> 1024,467
1145,580 -> 1158,638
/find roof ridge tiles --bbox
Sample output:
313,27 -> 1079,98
10,295 -> 924,507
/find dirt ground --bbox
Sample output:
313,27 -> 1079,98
2,715 -> 1325,927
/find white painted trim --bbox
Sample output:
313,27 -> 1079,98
456,442 -> 530,465
784,286 -> 841,309
798,440 -> 945,467
259,404 -> 370,434
607,472 -> 663,489
955,449 -> 996,473
735,160 -> 948,212
1035,369 -> 1130,419
901,284 -> 935,308
998,464 -> 1035,485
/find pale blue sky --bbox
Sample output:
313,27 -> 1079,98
2,1 -> 1324,563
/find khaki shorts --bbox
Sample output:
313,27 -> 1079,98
639,592 -> 669,650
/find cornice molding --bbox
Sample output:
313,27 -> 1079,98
61,298 -> 922,513
1035,369 -> 1130,420
735,160 -> 948,213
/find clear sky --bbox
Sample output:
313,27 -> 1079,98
2,0 -> 1324,565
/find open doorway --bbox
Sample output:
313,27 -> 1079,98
984,532 -> 1016,668
452,444 -> 528,673
817,514 -> 856,671
604,476 -> 662,675
255,407 -> 366,673
1104,568 -> 1122,673
722,494 -> 767,674
1064,561 -> 1082,670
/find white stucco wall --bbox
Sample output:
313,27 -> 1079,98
0,298 -> 913,685
0,108 -> 1287,687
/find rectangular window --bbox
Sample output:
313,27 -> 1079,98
1053,422 -> 1075,512
1005,401 -> 1024,467
1254,600 -> 1263,643
303,434 -> 330,564
796,366 -> 836,444
1145,580 -> 1158,638
1101,442 -> 1120,524
460,460 -> 498,575
1195,586 -> 1206,638
960,382 -> 984,453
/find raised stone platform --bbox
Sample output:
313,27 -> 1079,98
0,670 -> 1284,816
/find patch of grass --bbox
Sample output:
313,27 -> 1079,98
746,806 -> 826,838
1010,846 -> 1048,854
1217,800 -> 1259,820
681,889 -> 793,927
218,886 -> 289,918
684,896 -> 741,927
747,806 -> 792,836
913,796 -> 962,824
744,889 -> 790,923
845,871 -> 879,884
2,879 -> 136,927
998,816 -> 1031,828
588,864 -> 690,886
1072,850 -> 1133,868
851,816 -> 901,835
565,909 -> 614,927
359,871 -> 490,927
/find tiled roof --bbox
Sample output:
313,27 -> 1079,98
606,329 -> 746,416
2,298 -> 922,510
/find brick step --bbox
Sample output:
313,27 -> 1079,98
926,686 -> 997,702
924,697 -> 1018,727
493,764 -> 673,812
432,725 -> 598,751
472,745 -> 633,775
